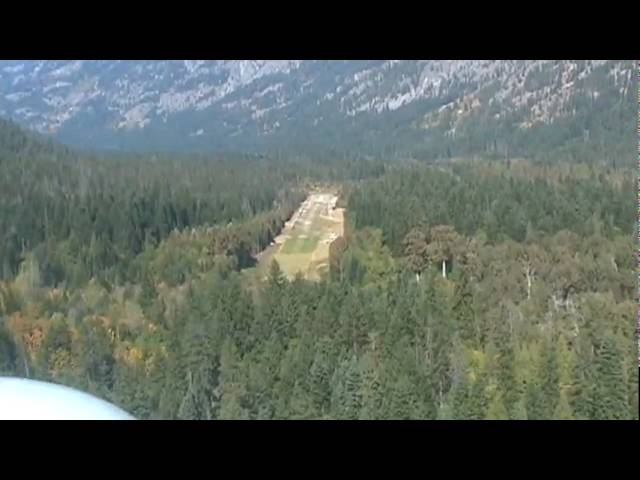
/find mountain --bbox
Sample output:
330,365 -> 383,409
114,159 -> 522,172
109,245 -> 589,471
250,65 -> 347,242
0,60 -> 635,161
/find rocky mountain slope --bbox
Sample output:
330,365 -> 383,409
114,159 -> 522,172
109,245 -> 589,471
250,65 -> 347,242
0,60 -> 635,159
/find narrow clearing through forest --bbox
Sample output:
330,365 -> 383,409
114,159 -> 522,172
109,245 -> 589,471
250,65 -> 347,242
252,192 -> 344,281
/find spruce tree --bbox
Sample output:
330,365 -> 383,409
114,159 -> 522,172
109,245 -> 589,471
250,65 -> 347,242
388,374 -> 418,420
593,335 -> 630,420
540,338 -> 560,418
452,274 -> 477,346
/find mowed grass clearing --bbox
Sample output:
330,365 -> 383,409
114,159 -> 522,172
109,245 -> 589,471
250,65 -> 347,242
279,235 -> 319,254
249,192 -> 345,281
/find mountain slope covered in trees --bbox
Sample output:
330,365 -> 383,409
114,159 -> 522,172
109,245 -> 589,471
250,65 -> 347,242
0,119 -> 636,420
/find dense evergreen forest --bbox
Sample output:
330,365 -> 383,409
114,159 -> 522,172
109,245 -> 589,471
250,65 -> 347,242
0,118 -> 637,420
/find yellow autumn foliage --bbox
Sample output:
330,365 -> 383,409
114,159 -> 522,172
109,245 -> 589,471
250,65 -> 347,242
467,349 -> 487,383
126,346 -> 145,366
49,348 -> 78,377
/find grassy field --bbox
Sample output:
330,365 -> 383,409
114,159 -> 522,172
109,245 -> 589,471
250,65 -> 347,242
279,236 -> 320,254
247,192 -> 344,281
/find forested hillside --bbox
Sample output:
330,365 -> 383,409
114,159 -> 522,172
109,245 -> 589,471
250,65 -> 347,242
0,119 -> 636,420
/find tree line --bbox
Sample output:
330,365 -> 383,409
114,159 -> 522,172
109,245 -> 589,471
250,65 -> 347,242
0,119 -> 636,420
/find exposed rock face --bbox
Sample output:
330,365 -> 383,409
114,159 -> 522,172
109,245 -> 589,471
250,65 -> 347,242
0,60 -> 634,153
